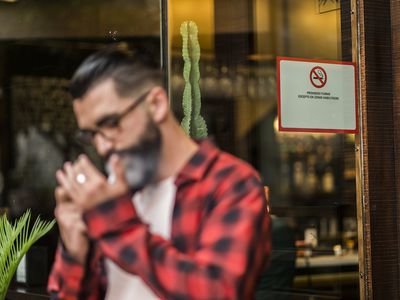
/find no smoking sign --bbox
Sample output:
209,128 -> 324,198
310,66 -> 327,88
277,56 -> 358,134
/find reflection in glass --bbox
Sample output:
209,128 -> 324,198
0,0 -> 160,289
168,0 -> 358,298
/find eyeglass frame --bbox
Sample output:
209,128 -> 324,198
74,89 -> 151,145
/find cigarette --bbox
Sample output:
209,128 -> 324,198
106,163 -> 116,184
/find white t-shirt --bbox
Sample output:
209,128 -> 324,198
105,177 -> 177,300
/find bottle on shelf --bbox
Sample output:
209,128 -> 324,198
219,65 -> 233,99
247,67 -> 258,100
233,66 -> 247,99
322,167 -> 335,194
203,62 -> 221,99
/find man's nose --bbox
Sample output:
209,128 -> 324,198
93,134 -> 114,157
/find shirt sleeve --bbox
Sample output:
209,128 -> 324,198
83,168 -> 271,300
47,242 -> 105,300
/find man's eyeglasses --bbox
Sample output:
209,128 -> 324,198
75,90 -> 150,145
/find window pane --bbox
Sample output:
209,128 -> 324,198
168,0 -> 359,298
0,0 -> 160,288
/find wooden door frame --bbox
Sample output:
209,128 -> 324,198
354,0 -> 400,298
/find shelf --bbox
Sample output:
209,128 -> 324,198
271,204 -> 355,217
296,253 -> 358,269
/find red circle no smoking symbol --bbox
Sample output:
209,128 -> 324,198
310,66 -> 327,88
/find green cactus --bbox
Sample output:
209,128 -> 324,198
180,21 -> 208,139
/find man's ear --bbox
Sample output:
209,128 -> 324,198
147,86 -> 169,123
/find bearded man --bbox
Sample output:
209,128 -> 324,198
48,47 -> 271,300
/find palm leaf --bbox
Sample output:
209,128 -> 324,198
0,210 -> 55,300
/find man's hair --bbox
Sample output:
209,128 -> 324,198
70,47 -> 164,100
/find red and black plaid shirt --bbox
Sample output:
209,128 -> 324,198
48,140 -> 271,300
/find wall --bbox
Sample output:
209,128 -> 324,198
168,0 -> 215,53
285,0 -> 341,59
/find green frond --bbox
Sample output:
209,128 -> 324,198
0,210 -> 55,300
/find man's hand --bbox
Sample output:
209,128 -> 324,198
56,154 -> 129,211
54,187 -> 88,265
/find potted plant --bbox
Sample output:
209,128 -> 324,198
0,210 -> 55,300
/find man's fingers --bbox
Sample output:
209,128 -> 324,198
55,203 -> 87,233
56,155 -> 128,210
76,155 -> 104,181
109,154 -> 125,183
56,170 -> 73,193
75,219 -> 88,234
55,186 -> 69,204
56,162 -> 86,203
64,162 -> 82,193
54,202 -> 80,218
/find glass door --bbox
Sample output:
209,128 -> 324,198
165,0 -> 359,298
0,0 -> 161,289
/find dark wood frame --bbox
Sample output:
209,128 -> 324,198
390,8 -> 400,298
354,0 -> 400,298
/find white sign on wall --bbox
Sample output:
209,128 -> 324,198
277,57 -> 358,133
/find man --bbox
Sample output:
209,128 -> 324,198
48,47 -> 271,300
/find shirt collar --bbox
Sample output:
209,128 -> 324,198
175,139 -> 220,185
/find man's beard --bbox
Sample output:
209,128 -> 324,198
105,118 -> 162,191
